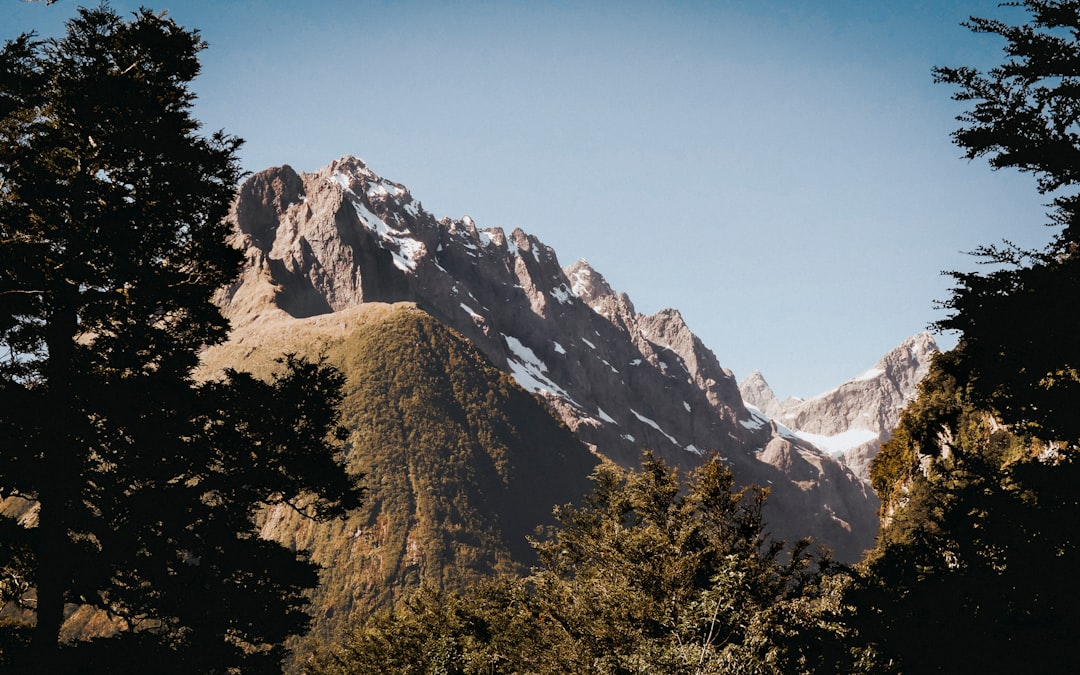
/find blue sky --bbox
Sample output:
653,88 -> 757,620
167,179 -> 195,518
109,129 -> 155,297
5,1 -> 1052,398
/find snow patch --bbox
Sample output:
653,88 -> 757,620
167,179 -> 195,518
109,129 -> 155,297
331,172 -> 353,193
740,404 -> 771,431
553,341 -> 566,355
597,408 -> 616,424
366,180 -> 403,200
460,303 -> 482,321
348,197 -> 424,272
793,428 -> 880,456
630,408 -> 680,447
503,334 -> 573,401
550,284 -> 574,304
582,338 -> 596,349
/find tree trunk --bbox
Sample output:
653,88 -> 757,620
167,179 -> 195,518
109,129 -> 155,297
29,294 -> 80,671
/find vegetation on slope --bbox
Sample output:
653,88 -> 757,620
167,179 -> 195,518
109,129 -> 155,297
202,303 -> 599,657
853,352 -> 1080,673
307,453 -> 871,674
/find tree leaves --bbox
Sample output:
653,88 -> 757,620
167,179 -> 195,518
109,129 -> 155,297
0,7 -> 361,671
313,454 -> 871,674
933,0 -> 1080,445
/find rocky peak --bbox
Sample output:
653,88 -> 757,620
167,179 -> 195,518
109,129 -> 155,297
221,156 -> 882,562
231,164 -> 304,246
740,371 -> 784,418
565,259 -> 614,303
741,332 -> 939,483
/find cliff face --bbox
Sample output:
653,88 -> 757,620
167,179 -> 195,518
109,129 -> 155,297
219,156 -> 879,561
740,333 -> 938,482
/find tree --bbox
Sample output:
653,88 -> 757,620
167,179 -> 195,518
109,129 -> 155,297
850,5 -> 1080,670
933,0 -> 1080,443
311,454 -> 874,674
0,7 -> 361,672
858,353 -> 1080,673
524,454 -> 862,674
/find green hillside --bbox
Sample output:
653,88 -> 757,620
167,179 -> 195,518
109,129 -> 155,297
201,303 -> 599,647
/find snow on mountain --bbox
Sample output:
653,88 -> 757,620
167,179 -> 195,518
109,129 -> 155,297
221,156 -> 880,561
740,333 -> 938,482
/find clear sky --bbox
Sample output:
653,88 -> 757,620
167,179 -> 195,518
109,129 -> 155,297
4,0 -> 1054,399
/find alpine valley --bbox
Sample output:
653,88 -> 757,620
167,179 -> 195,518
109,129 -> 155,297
200,156 -> 936,646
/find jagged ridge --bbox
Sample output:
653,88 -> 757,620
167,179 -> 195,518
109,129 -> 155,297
220,156 -> 879,561
740,333 -> 938,482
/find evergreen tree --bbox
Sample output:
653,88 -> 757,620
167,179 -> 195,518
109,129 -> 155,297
311,454 -> 873,674
850,4 -> 1080,670
933,0 -> 1080,443
858,353 -> 1080,673
0,7 -> 361,672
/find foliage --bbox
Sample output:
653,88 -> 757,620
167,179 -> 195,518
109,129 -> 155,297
860,355 -> 1080,673
200,305 -> 599,669
933,0 -> 1080,443
855,5 -> 1080,671
0,8 -> 361,672
309,454 -> 876,674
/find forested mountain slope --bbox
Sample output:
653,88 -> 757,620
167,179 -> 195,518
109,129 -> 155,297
199,302 -> 599,646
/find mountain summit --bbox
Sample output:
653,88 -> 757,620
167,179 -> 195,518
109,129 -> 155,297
220,156 -> 882,560
740,333 -> 938,482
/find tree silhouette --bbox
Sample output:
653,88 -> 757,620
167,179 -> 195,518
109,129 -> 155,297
854,5 -> 1080,670
861,353 -> 1080,673
0,7 -> 361,672
933,0 -> 1080,443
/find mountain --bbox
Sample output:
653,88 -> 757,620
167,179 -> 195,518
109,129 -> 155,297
218,155 -> 878,561
198,302 -> 599,654
739,333 -> 938,482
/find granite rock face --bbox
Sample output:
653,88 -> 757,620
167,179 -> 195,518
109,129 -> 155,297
221,156 -> 881,561
740,333 -> 938,482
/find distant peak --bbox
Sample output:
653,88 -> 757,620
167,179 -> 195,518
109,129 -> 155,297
742,370 -> 769,386
565,259 -> 614,302
878,331 -> 939,368
319,156 -> 413,208
650,307 -> 684,323
331,154 -> 374,174
739,370 -> 781,417
902,331 -> 939,352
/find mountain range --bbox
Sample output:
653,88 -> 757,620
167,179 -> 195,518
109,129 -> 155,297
201,156 -> 936,645
740,332 -> 937,483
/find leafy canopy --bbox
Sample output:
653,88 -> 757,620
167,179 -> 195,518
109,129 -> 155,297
310,454 -> 875,674
0,7 -> 361,672
860,353 -> 1080,674
853,3 -> 1080,671
933,0 -> 1080,443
